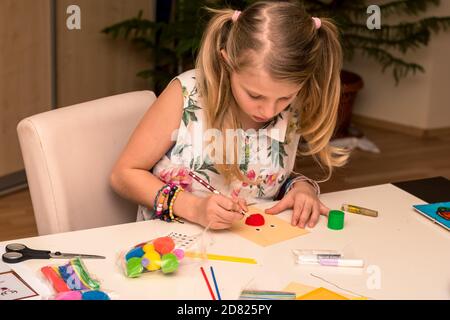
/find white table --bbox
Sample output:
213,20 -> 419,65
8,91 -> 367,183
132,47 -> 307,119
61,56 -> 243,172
1,184 -> 449,300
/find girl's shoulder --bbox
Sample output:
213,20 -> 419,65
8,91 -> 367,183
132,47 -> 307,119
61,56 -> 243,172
174,69 -> 198,93
172,69 -> 200,113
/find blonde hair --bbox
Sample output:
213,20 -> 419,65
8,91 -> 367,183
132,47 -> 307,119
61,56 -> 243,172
196,1 -> 348,183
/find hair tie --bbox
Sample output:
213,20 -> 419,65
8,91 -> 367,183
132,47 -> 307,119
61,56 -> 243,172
232,10 -> 241,22
312,17 -> 321,29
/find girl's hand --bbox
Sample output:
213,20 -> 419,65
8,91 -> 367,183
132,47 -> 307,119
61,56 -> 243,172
194,194 -> 248,230
265,182 -> 329,228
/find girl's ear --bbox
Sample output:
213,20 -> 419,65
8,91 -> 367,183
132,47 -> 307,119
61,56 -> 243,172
220,49 -> 230,64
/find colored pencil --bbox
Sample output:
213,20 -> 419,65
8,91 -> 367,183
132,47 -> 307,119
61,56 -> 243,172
200,266 -> 216,300
188,171 -> 249,217
210,266 -> 222,300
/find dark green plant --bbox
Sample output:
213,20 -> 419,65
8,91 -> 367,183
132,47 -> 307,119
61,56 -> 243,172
313,0 -> 450,83
102,0 -> 239,93
102,0 -> 450,92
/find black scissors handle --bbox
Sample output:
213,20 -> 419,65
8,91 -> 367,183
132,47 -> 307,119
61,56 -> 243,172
3,243 -> 51,263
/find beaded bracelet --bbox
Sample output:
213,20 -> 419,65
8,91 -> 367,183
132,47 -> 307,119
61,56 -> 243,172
162,187 -> 177,220
153,187 -> 164,213
152,182 -> 185,222
168,186 -> 184,221
160,185 -> 184,222
154,184 -> 173,216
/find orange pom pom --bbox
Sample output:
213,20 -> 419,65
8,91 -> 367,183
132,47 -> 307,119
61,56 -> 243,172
153,236 -> 175,254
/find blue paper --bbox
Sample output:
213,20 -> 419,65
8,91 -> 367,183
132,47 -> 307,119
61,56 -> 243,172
413,202 -> 450,231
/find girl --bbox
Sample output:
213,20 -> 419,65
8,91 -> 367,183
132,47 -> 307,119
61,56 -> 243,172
110,1 -> 348,230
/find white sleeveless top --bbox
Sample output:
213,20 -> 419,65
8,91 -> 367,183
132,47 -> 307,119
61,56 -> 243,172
138,69 -> 301,221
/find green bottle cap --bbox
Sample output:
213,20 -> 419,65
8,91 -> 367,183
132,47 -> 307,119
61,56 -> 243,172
328,210 -> 345,230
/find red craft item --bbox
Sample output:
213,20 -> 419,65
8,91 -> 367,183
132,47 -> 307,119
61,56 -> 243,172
41,266 -> 70,293
153,236 -> 175,254
245,213 -> 265,226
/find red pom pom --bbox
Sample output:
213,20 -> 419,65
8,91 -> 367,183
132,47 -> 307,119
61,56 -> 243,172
245,213 -> 265,226
153,236 -> 175,254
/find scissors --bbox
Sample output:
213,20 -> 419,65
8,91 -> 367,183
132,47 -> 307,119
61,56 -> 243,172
2,243 -> 106,264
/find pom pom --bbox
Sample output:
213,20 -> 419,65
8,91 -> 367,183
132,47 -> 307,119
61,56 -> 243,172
153,237 -> 175,255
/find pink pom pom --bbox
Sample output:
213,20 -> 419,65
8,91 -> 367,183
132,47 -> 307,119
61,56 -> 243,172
173,248 -> 185,260
54,291 -> 82,300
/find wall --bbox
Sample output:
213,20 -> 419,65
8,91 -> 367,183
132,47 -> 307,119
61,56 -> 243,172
0,0 -> 52,177
56,0 -> 155,107
428,29 -> 450,129
0,0 -> 155,181
345,1 -> 450,130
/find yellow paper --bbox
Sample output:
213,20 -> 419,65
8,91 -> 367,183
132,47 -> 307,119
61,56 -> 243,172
297,287 -> 349,300
283,282 -> 317,297
231,207 -> 309,247
283,282 -> 367,300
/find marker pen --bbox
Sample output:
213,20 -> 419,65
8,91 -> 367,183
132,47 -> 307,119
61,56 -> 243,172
341,204 -> 378,217
297,257 -> 364,268
293,249 -> 343,257
318,258 -> 364,268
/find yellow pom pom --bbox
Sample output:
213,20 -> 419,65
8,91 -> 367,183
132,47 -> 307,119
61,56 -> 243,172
142,243 -> 155,253
143,250 -> 161,271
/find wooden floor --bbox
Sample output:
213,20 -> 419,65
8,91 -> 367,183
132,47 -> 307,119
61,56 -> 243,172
0,188 -> 37,241
0,124 -> 449,241
296,125 -> 450,193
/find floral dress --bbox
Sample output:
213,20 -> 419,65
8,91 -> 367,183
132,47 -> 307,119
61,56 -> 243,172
137,69 -> 304,221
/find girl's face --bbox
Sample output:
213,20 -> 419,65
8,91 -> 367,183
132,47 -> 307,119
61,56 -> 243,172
230,67 -> 301,128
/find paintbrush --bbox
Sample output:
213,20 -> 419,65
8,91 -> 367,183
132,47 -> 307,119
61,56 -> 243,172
188,171 -> 250,218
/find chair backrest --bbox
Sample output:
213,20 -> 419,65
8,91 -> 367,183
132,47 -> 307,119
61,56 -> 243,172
17,91 -> 156,235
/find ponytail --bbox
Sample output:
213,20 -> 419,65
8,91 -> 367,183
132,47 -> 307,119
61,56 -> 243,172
196,8 -> 254,184
297,18 -> 349,181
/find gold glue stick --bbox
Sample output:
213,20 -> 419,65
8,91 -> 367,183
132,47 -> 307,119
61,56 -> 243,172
341,204 -> 378,217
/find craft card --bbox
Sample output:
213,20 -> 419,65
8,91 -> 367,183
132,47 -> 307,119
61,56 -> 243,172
0,270 -> 39,300
231,206 -> 309,247
413,202 -> 450,231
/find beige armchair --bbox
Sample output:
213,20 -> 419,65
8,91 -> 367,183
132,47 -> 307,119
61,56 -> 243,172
17,91 -> 156,235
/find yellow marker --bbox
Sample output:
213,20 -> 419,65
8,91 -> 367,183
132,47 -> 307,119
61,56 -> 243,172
341,204 -> 378,217
185,251 -> 257,264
